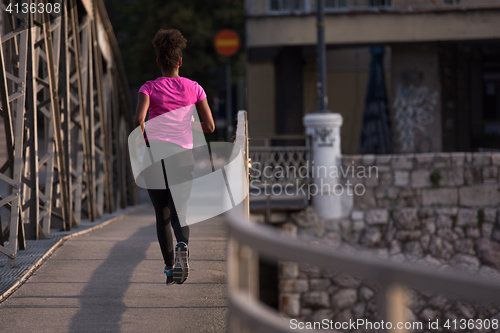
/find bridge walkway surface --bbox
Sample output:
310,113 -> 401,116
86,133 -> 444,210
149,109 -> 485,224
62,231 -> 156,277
0,203 -> 228,333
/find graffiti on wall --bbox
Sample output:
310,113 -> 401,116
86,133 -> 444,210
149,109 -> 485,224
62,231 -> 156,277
393,69 -> 439,153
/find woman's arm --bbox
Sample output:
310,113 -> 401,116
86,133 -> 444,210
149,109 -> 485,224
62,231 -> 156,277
195,98 -> 215,133
134,93 -> 150,133
191,117 -> 203,132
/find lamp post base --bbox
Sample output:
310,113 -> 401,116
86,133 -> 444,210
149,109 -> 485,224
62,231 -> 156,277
303,112 -> 352,220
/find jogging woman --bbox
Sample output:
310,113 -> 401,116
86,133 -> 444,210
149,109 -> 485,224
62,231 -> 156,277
133,29 -> 215,285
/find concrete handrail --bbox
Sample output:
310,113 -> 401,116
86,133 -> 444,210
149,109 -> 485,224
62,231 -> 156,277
226,208 -> 500,332
227,110 -> 500,333
227,210 -> 500,304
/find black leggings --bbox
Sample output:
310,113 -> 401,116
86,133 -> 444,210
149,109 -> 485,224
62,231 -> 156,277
148,186 -> 189,268
147,156 -> 194,269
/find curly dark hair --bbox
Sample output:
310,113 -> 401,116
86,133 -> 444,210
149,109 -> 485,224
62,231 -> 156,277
152,29 -> 187,73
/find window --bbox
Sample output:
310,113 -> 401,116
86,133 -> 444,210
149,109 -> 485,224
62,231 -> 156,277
269,0 -> 281,11
325,0 -> 347,9
268,0 -> 304,13
369,0 -> 392,7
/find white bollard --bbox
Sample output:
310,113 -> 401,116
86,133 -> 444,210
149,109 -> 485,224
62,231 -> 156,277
303,113 -> 348,220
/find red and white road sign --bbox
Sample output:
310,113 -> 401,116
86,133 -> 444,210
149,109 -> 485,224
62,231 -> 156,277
214,30 -> 240,57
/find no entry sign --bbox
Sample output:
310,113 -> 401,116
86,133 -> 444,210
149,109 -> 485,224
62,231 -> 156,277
214,30 -> 240,57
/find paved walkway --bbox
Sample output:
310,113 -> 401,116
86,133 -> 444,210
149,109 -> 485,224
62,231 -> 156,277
0,205 -> 228,333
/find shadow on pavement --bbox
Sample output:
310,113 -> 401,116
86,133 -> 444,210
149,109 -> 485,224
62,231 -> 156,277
68,223 -> 153,332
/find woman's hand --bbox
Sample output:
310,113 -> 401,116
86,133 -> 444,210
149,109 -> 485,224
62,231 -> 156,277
135,134 -> 146,149
191,115 -> 203,132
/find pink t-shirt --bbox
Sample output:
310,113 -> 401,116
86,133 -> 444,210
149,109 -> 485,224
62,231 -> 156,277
138,77 -> 206,149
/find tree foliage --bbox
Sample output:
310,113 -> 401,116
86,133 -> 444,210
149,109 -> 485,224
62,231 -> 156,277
104,0 -> 245,98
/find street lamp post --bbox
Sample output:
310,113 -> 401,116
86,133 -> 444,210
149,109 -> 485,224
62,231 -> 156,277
316,0 -> 329,114
303,0 -> 349,220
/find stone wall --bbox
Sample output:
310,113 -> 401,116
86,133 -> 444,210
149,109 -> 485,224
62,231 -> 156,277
346,152 -> 500,211
278,152 -> 500,332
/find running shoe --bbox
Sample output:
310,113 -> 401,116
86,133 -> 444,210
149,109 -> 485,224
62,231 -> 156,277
173,242 -> 189,284
165,266 -> 175,285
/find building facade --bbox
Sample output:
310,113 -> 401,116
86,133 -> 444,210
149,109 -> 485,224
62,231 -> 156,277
245,0 -> 500,153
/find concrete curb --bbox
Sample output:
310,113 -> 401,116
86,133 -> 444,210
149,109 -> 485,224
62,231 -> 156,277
0,203 -> 149,303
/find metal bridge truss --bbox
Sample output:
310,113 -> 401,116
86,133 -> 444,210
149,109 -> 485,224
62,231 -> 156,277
0,0 -> 137,267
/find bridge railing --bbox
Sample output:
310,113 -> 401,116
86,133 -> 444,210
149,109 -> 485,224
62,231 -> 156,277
249,135 -> 311,222
227,111 -> 261,333
0,0 -> 137,267
227,112 -> 500,333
